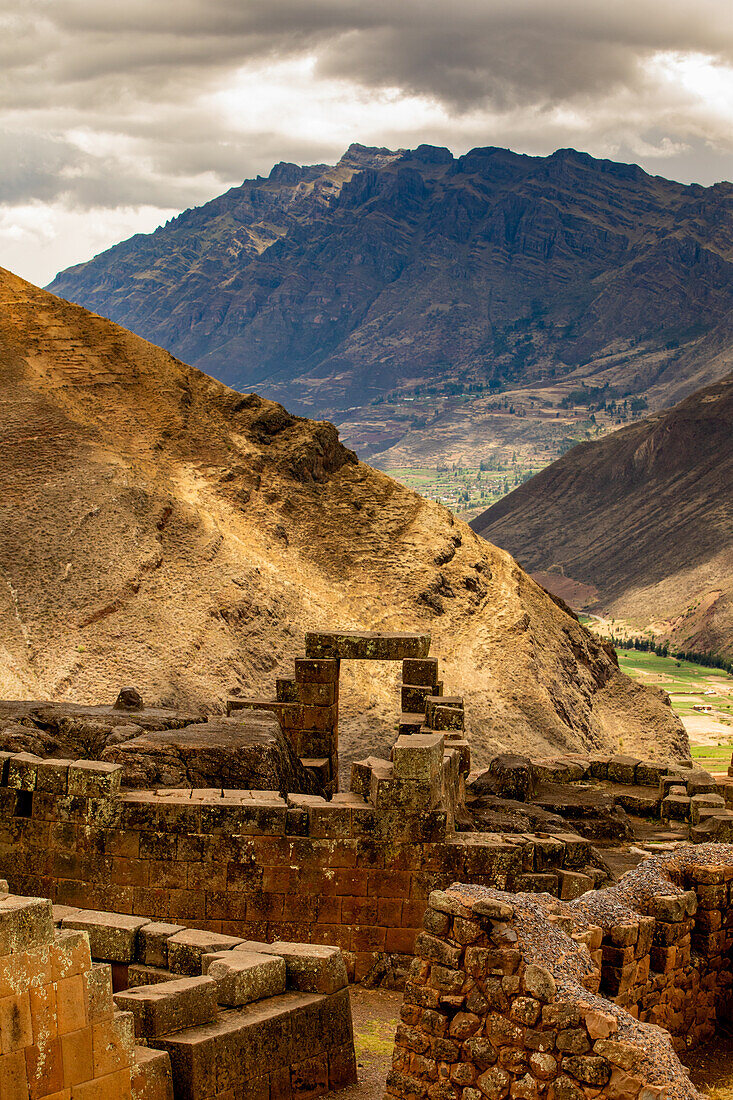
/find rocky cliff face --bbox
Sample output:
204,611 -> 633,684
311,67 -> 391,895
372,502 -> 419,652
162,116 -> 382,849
47,144 -> 733,421
471,374 -> 733,656
0,266 -> 688,767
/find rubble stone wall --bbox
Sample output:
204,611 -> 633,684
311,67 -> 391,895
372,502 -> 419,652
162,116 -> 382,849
386,844 -> 733,1100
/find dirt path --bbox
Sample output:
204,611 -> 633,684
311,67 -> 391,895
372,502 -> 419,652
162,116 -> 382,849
328,987 -> 401,1099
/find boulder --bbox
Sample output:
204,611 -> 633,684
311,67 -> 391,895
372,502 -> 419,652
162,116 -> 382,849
487,754 -> 535,801
101,711 -> 323,794
114,686 -> 144,710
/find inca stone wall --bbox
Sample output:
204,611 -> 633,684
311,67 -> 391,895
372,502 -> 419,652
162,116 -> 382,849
0,883 -> 171,1100
51,904 -> 356,1099
0,735 -> 607,985
386,844 -> 733,1100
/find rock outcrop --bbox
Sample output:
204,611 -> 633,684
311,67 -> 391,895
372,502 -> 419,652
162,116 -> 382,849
101,713 -> 322,793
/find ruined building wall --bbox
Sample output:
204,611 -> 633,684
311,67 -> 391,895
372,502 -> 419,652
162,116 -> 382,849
386,843 -> 733,1100
0,742 -> 605,984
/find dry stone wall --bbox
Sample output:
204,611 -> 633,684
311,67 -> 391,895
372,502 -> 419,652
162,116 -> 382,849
386,843 -> 733,1100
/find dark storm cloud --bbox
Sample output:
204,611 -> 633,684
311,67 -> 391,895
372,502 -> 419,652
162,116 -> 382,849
4,0 -> 733,285
8,0 -> 733,110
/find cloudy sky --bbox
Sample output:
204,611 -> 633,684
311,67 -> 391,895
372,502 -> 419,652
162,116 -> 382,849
4,0 -> 733,286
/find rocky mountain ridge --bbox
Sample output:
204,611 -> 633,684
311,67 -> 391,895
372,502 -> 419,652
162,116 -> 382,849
0,265 -> 688,768
48,143 -> 733,433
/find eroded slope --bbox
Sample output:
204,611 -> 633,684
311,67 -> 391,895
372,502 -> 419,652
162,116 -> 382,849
0,267 -> 688,767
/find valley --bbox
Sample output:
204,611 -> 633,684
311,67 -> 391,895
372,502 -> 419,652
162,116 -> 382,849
610,647 -> 733,772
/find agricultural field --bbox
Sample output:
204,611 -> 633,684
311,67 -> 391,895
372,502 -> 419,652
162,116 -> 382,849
382,463 -> 538,521
613,648 -> 733,772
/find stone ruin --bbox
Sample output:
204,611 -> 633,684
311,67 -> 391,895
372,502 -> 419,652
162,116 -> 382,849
386,843 -> 733,1100
0,878 -> 354,1100
0,628 -> 732,1098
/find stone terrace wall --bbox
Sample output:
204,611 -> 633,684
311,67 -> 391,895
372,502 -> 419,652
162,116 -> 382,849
0,746 -> 606,985
386,843 -> 733,1100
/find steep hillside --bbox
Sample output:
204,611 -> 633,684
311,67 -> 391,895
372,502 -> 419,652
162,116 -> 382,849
48,144 -> 733,448
0,266 -> 688,768
471,375 -> 733,657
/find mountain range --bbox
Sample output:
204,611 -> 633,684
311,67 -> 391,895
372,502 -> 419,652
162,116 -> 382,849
48,143 -> 733,468
471,373 -> 733,658
0,265 -> 688,769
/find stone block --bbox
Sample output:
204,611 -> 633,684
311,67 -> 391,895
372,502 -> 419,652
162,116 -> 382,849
686,772 -> 718,797
659,773 -> 688,797
690,793 -> 726,824
589,756 -> 611,779
114,976 -> 218,1038
166,929 -> 243,975
392,733 -> 444,781
35,757 -> 75,794
607,756 -> 640,785
262,942 -> 348,993
139,923 -> 186,969
0,895 -> 53,956
305,630 -> 430,660
661,794 -> 690,821
205,950 -> 287,1006
128,965 -> 176,987
558,870 -> 593,900
294,658 -> 339,683
276,678 -> 300,702
397,713 -> 425,737
132,1046 -> 174,1100
430,705 -> 465,732
402,658 -> 439,686
634,762 -> 667,787
61,910 -> 151,962
6,753 -> 42,790
401,684 -> 439,713
84,962 -> 114,1022
68,760 -> 123,798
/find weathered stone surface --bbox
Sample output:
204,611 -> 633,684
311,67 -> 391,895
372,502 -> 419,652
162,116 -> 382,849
114,975 -> 218,1037
392,733 -> 444,781
114,687 -> 144,710
0,894 -> 53,955
139,923 -> 187,969
167,929 -> 244,975
61,909 -> 150,961
68,758 -> 123,797
262,941 -> 348,993
132,1046 -> 174,1100
101,712 -> 322,793
305,630 -> 430,660
0,699 -> 204,762
487,755 -> 534,802
204,950 -> 287,1006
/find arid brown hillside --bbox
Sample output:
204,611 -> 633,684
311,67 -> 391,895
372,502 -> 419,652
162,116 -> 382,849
0,266 -> 688,768
472,375 -> 733,657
